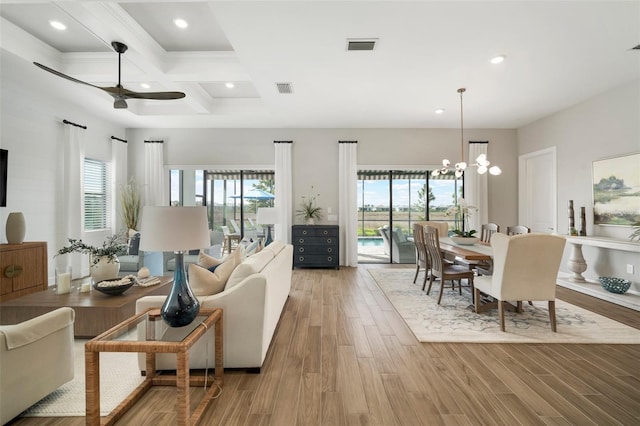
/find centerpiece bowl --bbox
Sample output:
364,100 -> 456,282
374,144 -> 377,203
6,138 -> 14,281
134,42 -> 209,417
93,276 -> 135,296
599,277 -> 631,294
450,236 -> 480,245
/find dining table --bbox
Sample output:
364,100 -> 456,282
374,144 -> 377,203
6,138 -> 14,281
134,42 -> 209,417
438,237 -> 492,261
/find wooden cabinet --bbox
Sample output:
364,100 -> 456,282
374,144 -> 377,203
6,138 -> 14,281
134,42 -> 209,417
0,242 -> 48,302
292,225 -> 339,269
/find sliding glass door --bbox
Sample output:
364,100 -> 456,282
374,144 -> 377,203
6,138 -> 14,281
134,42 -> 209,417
357,170 -> 462,264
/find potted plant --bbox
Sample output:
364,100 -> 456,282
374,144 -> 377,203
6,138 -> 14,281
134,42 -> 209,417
296,187 -> 322,225
57,232 -> 127,282
120,177 -> 141,237
448,197 -> 479,245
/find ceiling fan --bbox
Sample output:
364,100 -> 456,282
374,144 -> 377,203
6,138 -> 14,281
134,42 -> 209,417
34,41 -> 186,109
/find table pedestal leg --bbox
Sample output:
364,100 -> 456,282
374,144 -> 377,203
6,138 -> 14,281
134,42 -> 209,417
567,242 -> 587,282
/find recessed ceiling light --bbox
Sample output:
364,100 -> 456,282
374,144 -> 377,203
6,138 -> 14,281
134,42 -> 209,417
225,82 -> 235,89
174,18 -> 188,29
49,20 -> 67,31
490,55 -> 506,64
435,108 -> 445,114
140,83 -> 151,89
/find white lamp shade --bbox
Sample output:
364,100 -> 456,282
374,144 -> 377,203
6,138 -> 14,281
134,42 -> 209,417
257,207 -> 279,225
139,206 -> 210,252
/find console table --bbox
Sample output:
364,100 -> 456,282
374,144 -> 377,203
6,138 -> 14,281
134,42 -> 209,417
558,236 -> 640,311
0,276 -> 172,337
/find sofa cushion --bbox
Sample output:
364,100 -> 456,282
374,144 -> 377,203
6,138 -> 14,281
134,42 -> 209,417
263,239 -> 285,256
225,248 -> 275,290
188,248 -> 242,296
198,251 -> 222,269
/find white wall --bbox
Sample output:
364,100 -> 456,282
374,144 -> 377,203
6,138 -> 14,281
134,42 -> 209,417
125,127 -> 518,238
518,79 -> 640,288
1,51 -> 127,283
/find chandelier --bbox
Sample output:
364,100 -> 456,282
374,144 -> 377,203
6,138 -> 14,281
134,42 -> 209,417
431,88 -> 501,178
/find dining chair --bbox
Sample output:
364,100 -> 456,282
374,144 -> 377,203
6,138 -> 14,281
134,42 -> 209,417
473,233 -> 566,331
423,225 -> 475,304
506,225 -> 530,235
412,223 -> 430,287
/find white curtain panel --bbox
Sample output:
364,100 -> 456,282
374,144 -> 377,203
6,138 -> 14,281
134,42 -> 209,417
338,141 -> 358,267
465,142 -> 489,232
144,141 -> 165,206
112,138 -> 128,231
60,124 -> 86,278
274,141 -> 292,244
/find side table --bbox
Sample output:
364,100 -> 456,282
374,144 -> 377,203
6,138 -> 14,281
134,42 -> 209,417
85,308 -> 223,426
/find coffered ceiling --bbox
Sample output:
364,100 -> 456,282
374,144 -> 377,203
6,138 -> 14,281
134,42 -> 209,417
1,1 -> 638,129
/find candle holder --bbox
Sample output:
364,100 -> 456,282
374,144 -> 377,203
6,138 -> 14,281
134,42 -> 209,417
579,206 -> 587,236
55,265 -> 73,295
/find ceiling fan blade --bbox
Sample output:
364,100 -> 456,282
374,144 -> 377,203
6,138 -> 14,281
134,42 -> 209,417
33,62 -> 102,90
121,89 -> 186,100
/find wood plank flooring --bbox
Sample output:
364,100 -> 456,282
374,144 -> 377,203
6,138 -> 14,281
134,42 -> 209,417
11,265 -> 640,425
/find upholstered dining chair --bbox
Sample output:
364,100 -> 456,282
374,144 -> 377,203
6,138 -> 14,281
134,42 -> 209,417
506,225 -> 531,235
423,225 -> 475,304
473,233 -> 566,332
412,223 -> 430,287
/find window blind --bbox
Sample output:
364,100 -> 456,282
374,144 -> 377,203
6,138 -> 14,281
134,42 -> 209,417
84,158 -> 111,230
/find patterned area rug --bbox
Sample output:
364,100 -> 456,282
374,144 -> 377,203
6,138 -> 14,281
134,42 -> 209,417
370,268 -> 640,343
21,339 -> 144,417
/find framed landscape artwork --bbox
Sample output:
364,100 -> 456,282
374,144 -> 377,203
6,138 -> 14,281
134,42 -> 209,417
592,152 -> 640,226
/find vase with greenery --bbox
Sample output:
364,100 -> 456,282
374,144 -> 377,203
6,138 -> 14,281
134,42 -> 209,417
120,177 -> 141,234
57,232 -> 127,266
296,187 -> 322,225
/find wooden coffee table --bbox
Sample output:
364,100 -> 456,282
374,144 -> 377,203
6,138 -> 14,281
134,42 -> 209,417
0,276 -> 172,337
85,307 -> 223,426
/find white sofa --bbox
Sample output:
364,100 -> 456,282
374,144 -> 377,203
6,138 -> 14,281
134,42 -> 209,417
136,240 -> 293,372
0,307 -> 75,425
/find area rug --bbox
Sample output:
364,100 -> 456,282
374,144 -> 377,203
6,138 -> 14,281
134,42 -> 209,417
369,268 -> 640,344
21,339 -> 144,417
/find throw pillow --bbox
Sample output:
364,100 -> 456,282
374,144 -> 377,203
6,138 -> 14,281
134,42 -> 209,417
198,251 -> 222,269
243,239 -> 261,258
188,264 -> 227,296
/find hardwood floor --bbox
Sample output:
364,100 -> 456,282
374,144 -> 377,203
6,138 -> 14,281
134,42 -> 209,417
12,265 -> 640,425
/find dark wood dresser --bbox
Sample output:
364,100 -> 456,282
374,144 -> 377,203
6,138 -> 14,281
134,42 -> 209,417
292,225 -> 339,269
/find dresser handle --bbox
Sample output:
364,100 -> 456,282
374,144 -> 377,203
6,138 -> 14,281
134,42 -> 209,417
326,238 -> 332,244
298,256 -> 305,262
299,238 -> 305,244
298,247 -> 305,253
327,257 -> 332,262
323,230 -> 328,235
302,230 -> 308,235
4,264 -> 23,278
327,247 -> 333,253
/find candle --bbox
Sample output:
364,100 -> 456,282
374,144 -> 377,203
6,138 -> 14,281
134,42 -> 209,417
80,283 -> 91,293
56,273 -> 71,294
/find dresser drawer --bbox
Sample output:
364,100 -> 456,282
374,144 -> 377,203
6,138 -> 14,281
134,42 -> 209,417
294,236 -> 337,246
294,254 -> 338,268
292,227 -> 338,238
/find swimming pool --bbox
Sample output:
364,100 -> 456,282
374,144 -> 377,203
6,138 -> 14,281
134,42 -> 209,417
358,237 -> 384,247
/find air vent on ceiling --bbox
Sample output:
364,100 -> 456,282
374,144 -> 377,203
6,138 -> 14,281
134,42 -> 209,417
347,38 -> 378,51
633,44 -> 640,50
276,82 -> 293,94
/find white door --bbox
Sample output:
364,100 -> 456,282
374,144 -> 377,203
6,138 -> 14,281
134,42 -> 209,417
519,147 -> 557,233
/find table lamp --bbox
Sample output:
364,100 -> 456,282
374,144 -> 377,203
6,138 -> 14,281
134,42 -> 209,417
139,206 -> 210,327
257,207 -> 278,246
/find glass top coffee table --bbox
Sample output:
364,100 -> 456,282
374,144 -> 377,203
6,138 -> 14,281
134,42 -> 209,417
85,307 -> 223,426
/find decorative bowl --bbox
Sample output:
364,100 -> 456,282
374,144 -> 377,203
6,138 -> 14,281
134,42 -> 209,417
599,277 -> 631,294
450,236 -> 480,245
93,276 -> 135,296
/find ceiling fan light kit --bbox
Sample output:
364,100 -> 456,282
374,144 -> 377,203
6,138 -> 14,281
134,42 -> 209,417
431,88 -> 502,178
33,41 -> 186,109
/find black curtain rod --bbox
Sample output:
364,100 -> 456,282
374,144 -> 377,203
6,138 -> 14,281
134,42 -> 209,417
144,140 -> 164,143
338,140 -> 358,144
469,141 -> 489,144
110,136 -> 127,143
62,119 -> 87,129
273,140 -> 293,144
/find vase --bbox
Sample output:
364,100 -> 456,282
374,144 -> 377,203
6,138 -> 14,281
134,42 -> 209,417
306,218 -> 315,225
5,212 -> 25,244
90,256 -> 120,283
162,252 -> 200,327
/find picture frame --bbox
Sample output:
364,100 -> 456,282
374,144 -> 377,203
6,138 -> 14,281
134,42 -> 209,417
592,152 -> 640,226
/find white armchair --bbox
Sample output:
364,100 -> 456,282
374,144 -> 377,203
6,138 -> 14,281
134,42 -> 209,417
0,307 -> 75,424
473,233 -> 566,332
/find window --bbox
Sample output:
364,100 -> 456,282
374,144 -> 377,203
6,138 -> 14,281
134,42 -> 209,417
84,158 -> 111,230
